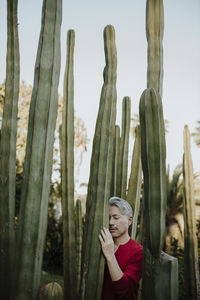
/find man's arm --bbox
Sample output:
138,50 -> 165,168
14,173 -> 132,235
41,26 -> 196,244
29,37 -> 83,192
98,228 -> 123,281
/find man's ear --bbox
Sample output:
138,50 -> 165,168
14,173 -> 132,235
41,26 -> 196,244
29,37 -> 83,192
128,216 -> 133,226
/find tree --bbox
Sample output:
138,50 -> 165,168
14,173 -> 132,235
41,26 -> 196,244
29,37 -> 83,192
192,121 -> 200,147
0,80 -> 88,187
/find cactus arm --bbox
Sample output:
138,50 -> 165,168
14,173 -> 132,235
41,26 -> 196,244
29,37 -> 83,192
0,0 -> 20,297
14,1 -> 62,299
60,29 -> 77,300
146,0 -> 164,96
126,125 -> 142,239
183,125 -> 200,300
81,25 -> 117,300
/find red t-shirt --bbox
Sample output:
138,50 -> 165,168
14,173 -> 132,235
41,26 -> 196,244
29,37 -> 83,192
101,238 -> 143,300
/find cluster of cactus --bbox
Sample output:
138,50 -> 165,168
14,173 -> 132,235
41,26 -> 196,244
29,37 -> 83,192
0,0 -> 62,299
1,1 -> 199,300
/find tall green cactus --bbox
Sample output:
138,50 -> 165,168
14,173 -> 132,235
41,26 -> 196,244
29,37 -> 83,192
126,125 -> 142,239
116,96 -> 131,198
183,125 -> 200,300
80,25 -> 117,300
14,1 -> 62,299
139,88 -> 166,256
146,0 -> 164,96
60,29 -> 77,300
139,88 -> 178,300
0,0 -> 19,297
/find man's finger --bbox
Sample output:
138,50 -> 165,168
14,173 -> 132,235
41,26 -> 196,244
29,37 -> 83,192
101,229 -> 106,239
98,234 -> 103,244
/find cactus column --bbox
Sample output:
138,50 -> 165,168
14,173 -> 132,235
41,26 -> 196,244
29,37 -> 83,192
146,0 -> 164,96
0,0 -> 19,298
126,125 -> 142,239
80,25 -> 117,300
75,199 -> 83,296
139,88 -> 178,300
14,1 -> 62,299
60,29 -> 77,300
183,125 -> 200,300
116,96 -> 131,199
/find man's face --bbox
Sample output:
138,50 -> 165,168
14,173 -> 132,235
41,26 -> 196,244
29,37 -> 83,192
109,205 -> 132,238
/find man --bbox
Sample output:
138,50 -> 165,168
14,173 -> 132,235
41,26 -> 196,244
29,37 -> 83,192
99,197 -> 143,300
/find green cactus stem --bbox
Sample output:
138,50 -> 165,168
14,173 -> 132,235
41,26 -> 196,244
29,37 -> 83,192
126,125 -> 142,239
14,1 -> 62,299
139,88 -> 166,257
81,25 -> 117,300
111,125 -> 120,196
183,125 -> 200,300
0,0 -> 20,298
75,199 -> 83,296
60,29 -> 77,300
142,249 -> 178,300
146,0 -> 164,96
140,88 -> 178,299
116,96 -> 131,198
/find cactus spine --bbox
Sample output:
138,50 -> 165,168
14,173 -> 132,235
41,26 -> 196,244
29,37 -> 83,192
81,25 -> 117,300
60,29 -> 77,300
116,96 -> 131,198
146,0 -> 164,96
183,125 -> 200,300
126,125 -> 142,239
0,0 -> 19,297
14,1 -> 62,299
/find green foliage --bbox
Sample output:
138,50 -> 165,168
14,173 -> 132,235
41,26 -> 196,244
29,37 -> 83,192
192,121 -> 200,147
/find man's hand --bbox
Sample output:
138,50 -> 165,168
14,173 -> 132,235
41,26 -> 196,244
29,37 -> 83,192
99,227 -> 123,281
98,227 -> 115,260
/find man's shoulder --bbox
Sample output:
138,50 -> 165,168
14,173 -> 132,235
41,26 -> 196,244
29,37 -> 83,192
129,238 -> 143,249
128,238 -> 143,256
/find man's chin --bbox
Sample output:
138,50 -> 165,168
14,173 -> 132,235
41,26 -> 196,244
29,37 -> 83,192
109,230 -> 119,237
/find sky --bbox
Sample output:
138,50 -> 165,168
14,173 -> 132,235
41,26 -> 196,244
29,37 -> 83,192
0,0 -> 200,187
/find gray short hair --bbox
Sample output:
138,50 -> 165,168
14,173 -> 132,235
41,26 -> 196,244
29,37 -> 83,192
109,197 -> 133,217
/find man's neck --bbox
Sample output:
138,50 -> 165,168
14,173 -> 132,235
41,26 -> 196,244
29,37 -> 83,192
114,233 -> 130,247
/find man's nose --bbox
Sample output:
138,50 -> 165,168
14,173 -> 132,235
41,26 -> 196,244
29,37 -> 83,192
109,217 -> 114,225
